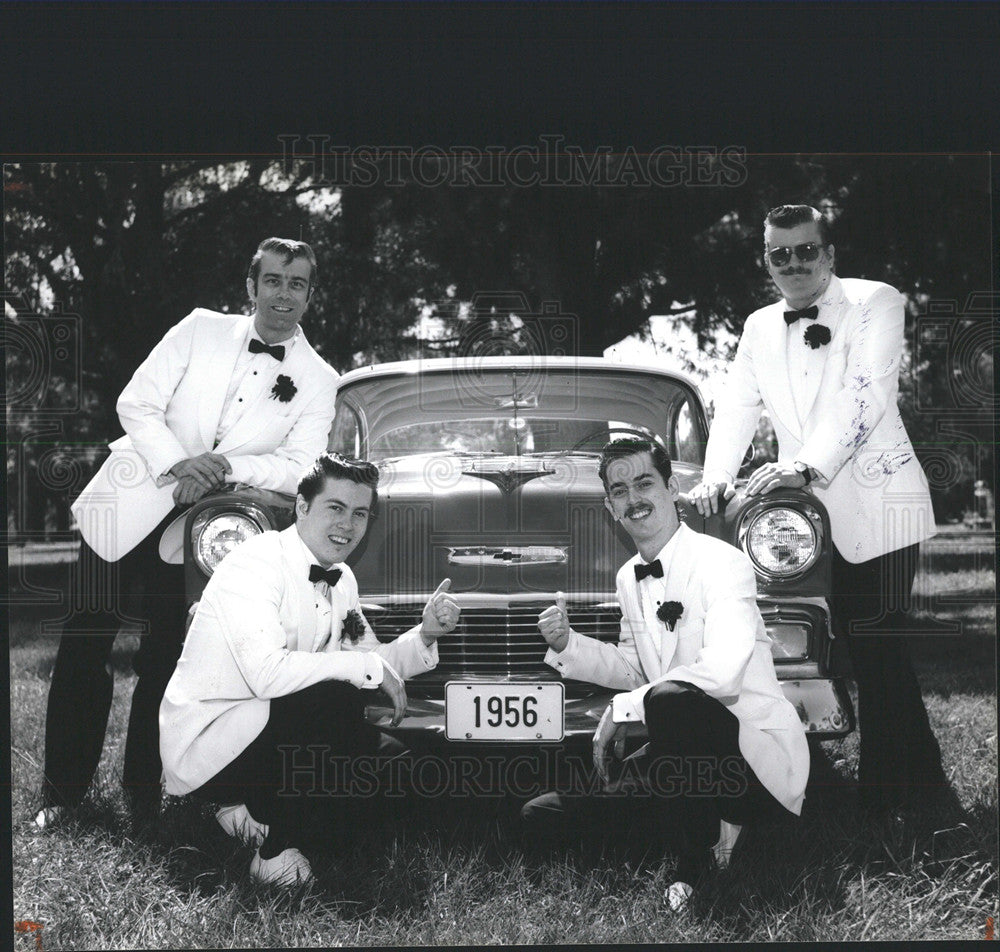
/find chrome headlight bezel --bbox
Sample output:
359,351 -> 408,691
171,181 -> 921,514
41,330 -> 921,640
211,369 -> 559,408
737,501 -> 823,580
190,503 -> 270,576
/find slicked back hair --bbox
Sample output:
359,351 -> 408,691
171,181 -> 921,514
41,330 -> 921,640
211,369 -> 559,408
598,438 -> 673,494
296,453 -> 379,517
248,237 -> 318,290
764,204 -> 831,246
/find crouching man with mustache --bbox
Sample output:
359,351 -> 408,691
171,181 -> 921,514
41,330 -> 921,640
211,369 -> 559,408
523,439 -> 809,910
160,454 -> 460,886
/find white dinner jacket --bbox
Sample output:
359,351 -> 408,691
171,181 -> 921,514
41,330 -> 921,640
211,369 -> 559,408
546,524 -> 809,815
704,276 -> 935,563
70,308 -> 340,561
160,525 -> 438,795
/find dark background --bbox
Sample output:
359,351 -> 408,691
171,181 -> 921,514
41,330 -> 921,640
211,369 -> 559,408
3,2 -> 997,528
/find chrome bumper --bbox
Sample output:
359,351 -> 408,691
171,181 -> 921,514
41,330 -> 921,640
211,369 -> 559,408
365,676 -> 854,741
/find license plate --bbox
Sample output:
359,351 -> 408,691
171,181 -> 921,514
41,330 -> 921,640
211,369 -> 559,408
445,682 -> 565,742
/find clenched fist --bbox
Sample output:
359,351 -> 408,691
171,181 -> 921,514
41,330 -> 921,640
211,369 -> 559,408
537,591 -> 570,653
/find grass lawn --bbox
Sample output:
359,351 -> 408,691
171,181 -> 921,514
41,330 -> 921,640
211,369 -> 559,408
10,536 -> 998,947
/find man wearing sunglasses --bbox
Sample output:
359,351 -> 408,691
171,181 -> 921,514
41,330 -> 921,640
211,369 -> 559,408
691,204 -> 945,817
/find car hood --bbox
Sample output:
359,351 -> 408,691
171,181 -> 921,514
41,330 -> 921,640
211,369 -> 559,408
351,453 -> 703,601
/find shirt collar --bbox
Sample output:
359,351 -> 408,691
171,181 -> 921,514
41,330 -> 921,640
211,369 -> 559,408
639,521 -> 689,573
246,321 -> 301,353
781,273 -> 844,314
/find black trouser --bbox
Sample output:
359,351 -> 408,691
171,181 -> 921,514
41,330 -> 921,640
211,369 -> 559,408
522,686 -> 788,883
41,511 -> 186,810
192,681 -> 405,857
829,542 -> 946,810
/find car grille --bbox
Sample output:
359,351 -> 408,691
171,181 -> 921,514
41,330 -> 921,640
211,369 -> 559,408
369,606 -> 621,674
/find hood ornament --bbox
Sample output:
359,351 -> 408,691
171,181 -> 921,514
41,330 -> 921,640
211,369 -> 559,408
462,458 -> 554,494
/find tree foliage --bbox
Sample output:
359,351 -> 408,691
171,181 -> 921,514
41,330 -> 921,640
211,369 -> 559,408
4,154 -> 991,533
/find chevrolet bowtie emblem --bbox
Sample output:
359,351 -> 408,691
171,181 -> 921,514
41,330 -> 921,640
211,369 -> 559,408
448,546 -> 568,566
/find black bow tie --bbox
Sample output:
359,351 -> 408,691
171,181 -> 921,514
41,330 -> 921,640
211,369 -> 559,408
634,559 -> 664,582
248,338 -> 285,361
783,305 -> 819,325
309,565 -> 342,588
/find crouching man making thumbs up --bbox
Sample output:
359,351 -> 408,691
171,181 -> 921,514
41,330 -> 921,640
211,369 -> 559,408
159,454 -> 460,886
526,440 -> 808,911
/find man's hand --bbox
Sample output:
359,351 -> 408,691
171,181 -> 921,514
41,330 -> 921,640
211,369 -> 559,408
378,660 -> 408,727
172,475 -> 215,507
169,452 -> 232,490
420,578 -> 460,645
745,462 -> 808,496
689,480 -> 736,517
537,591 -> 570,653
592,703 -> 628,785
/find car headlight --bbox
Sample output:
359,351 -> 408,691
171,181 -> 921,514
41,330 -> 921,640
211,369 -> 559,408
191,508 -> 268,575
738,505 -> 820,578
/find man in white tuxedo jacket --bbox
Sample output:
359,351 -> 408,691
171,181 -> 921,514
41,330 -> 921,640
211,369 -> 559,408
526,439 -> 809,909
160,454 -> 460,886
691,204 -> 945,813
38,238 -> 339,827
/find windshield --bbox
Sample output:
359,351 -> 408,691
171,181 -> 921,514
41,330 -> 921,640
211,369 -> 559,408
330,367 -> 707,465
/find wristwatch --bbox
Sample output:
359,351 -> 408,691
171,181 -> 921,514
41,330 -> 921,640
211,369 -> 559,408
792,460 -> 813,486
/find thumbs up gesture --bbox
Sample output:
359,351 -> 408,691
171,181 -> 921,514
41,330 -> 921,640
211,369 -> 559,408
421,578 -> 460,645
537,591 -> 570,653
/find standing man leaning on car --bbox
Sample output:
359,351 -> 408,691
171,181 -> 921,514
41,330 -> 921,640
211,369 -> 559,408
690,204 -> 946,815
36,238 -> 339,828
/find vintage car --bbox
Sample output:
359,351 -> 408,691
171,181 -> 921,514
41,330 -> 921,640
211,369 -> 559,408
179,357 -> 854,755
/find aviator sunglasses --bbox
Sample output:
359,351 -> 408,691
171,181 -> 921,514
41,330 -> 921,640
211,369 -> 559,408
765,242 -> 825,268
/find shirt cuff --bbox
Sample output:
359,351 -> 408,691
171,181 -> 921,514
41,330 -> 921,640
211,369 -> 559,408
543,628 -> 577,673
611,688 -> 648,724
415,636 -> 439,668
225,457 -> 252,485
360,652 -> 384,689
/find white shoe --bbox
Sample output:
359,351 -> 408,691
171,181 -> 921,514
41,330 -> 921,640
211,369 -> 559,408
215,803 -> 268,846
33,806 -> 65,830
713,819 -> 743,869
665,881 -> 694,912
249,848 -> 313,887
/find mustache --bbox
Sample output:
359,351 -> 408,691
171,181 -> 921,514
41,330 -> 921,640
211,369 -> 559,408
780,267 -> 811,275
624,503 -> 651,519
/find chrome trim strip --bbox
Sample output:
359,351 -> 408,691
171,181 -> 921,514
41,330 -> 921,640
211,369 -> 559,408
447,545 -> 568,566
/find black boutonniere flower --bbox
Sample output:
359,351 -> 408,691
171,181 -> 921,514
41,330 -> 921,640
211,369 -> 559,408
270,374 -> 297,402
803,324 -> 831,349
656,601 -> 684,631
341,609 -> 366,644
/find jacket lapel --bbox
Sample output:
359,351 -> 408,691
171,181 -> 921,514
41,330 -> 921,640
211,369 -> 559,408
279,526 -> 316,653
756,305 -> 802,441
656,525 -> 693,670
796,276 -> 845,425
215,329 -> 313,456
198,316 -> 251,452
621,560 -> 662,683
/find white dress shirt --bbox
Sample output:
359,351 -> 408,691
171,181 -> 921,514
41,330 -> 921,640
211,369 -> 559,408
215,324 -> 301,447
291,529 -> 384,687
610,527 -> 685,724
